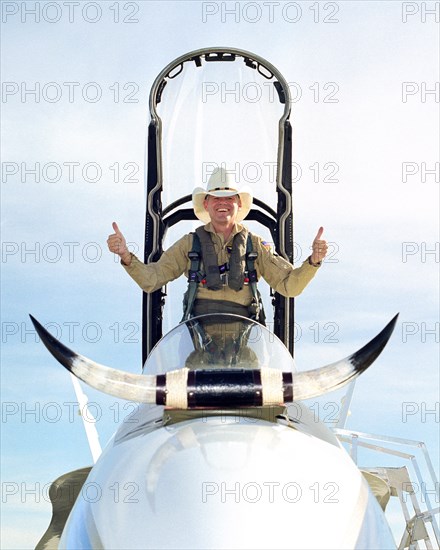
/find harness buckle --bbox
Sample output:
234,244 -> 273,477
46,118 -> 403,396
220,272 -> 229,286
188,271 -> 198,282
219,262 -> 229,286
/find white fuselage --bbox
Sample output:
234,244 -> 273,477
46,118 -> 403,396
59,403 -> 396,549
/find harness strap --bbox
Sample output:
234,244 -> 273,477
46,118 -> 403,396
228,229 -> 247,291
195,227 -> 222,290
245,236 -> 265,324
181,234 -> 202,322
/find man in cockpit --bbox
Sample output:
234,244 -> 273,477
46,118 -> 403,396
107,167 -> 327,325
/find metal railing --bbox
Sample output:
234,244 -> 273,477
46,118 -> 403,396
333,428 -> 439,549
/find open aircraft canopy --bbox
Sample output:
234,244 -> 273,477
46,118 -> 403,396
143,47 -> 296,364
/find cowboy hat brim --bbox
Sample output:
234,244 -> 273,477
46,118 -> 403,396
192,186 -> 253,224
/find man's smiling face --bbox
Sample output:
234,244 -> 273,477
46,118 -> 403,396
203,195 -> 242,225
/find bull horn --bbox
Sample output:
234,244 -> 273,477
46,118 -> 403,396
30,313 -> 398,408
291,313 -> 399,400
30,315 -> 157,403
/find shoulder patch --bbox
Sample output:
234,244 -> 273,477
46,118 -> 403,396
262,241 -> 274,253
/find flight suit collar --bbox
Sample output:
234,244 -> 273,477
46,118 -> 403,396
203,222 -> 245,245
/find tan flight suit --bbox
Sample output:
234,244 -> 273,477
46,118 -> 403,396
123,222 -> 321,368
123,222 -> 321,306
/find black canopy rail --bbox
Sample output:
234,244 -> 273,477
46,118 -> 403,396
143,47 -> 296,365
162,213 -> 277,243
163,195 -> 276,218
162,195 -> 277,242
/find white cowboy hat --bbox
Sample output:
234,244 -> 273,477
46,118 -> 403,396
192,167 -> 253,223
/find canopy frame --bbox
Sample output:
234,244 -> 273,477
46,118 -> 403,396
143,47 -> 295,364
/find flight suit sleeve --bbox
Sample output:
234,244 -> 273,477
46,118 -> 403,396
122,234 -> 191,293
254,236 -> 321,297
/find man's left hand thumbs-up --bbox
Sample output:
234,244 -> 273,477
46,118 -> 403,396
310,226 -> 328,265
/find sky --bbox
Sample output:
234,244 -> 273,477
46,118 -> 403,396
1,1 -> 439,548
